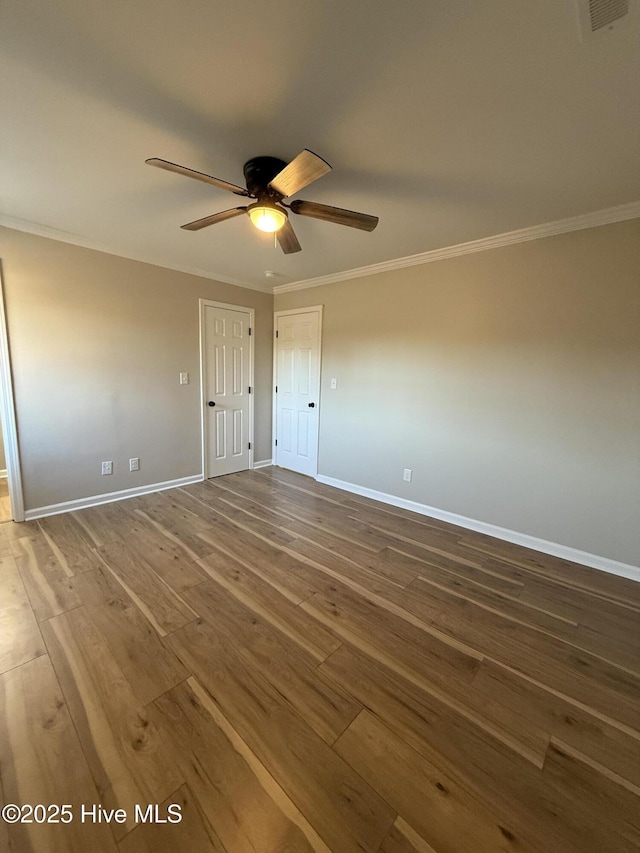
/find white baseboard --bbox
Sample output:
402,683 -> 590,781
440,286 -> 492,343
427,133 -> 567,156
316,475 -> 640,583
253,459 -> 273,470
0,469 -> 7,479
24,474 -> 204,521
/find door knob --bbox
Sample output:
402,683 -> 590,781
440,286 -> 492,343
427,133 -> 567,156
308,402 -> 315,408
208,401 -> 216,407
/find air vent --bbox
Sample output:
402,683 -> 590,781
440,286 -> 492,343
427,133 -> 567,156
577,0 -> 631,37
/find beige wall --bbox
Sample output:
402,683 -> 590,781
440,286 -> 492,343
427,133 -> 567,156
0,227 -> 273,510
276,218 -> 640,567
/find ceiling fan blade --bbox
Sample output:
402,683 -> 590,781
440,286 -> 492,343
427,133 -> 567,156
276,219 -> 302,254
181,207 -> 248,231
146,158 -> 249,196
290,199 -> 378,232
268,149 -> 331,198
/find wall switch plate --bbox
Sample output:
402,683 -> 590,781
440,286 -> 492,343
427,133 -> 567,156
180,372 -> 189,385
403,468 -> 412,482
330,377 -> 337,389
129,457 -> 140,472
101,461 -> 113,475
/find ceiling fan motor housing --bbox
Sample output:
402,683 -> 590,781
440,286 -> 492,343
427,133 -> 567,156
243,156 -> 287,197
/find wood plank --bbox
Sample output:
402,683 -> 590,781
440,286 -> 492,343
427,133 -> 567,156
292,548 -> 484,662
172,489 -> 322,601
362,521 -> 528,576
397,554 -> 576,634
204,478 -> 392,557
183,580 -> 360,744
195,548 -> 341,661
74,564 -> 188,705
0,769 -> 10,853
210,474 -> 396,552
348,505 -> 462,546
0,524 -> 14,557
460,536 -> 640,606
0,655 -> 118,852
341,493 -> 467,537
42,606 -> 182,839
287,537 -> 414,599
0,498 -> 12,525
236,474 -> 359,526
378,545 -> 523,594
519,569 -> 640,630
148,679 -> 327,852
0,519 -> 43,541
97,541 -> 198,636
319,642 -> 548,771
379,818 -> 440,853
302,586 -> 481,691
406,576 -> 640,729
472,658 -> 640,787
166,618 -> 396,852
179,485 -> 297,548
0,553 -> 46,674
223,495 -> 387,564
130,492 -> 220,559
117,783 -> 225,853
257,466 -> 351,504
570,620 -> 640,674
116,525 -> 208,593
37,513 -> 103,575
540,740 -> 640,852
71,503 -> 134,547
11,533 -> 83,622
324,646 -> 630,851
334,710 -> 522,853
202,495 -> 299,548
305,601 -> 550,770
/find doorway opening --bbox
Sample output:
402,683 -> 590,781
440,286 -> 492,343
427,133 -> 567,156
0,424 -> 11,522
0,261 -> 24,522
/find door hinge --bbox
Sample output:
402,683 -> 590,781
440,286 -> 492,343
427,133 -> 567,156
275,439 -> 278,446
248,386 -> 252,394
275,385 -> 278,393
248,442 -> 251,450
248,327 -> 252,336
275,329 -> 279,338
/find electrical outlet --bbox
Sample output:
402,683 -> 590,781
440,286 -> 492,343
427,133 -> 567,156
129,457 -> 140,472
101,461 -> 113,475
403,468 -> 412,482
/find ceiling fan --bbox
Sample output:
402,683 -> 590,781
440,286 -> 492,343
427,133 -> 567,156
145,149 -> 378,254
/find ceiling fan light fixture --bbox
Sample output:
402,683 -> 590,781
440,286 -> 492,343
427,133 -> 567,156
248,202 -> 287,233
147,150 -> 377,254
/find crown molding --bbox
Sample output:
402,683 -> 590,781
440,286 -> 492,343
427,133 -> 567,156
0,215 -> 269,292
273,200 -> 640,294
3,201 -> 639,298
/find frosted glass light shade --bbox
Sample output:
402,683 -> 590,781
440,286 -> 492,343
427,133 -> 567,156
248,204 -> 287,233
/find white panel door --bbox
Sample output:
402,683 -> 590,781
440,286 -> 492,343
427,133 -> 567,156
275,308 -> 321,476
203,304 -> 251,477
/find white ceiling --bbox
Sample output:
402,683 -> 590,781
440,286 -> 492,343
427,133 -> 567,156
1,0 -> 639,292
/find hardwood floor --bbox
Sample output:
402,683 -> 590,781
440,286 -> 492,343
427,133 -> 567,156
0,478 -> 11,524
1,467 -> 639,852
